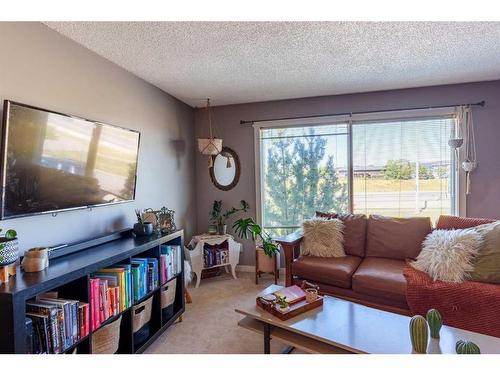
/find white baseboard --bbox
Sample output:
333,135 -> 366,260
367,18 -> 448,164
236,265 -> 286,274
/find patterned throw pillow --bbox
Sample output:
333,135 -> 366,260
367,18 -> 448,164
412,228 -> 482,282
302,218 -> 345,258
469,221 -> 500,284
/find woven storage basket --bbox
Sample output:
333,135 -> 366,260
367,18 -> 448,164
92,315 -> 122,354
132,295 -> 153,333
161,278 -> 177,309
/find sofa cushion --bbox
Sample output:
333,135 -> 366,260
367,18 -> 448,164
291,255 -> 362,288
365,215 -> 432,260
302,218 -> 345,257
315,212 -> 367,257
470,221 -> 500,284
436,215 -> 495,229
352,257 -> 407,303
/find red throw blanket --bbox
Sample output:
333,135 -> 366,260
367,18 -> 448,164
404,264 -> 500,338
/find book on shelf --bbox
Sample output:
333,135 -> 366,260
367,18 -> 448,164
27,296 -> 90,354
26,301 -> 61,354
37,297 -> 80,347
160,245 -> 182,283
26,313 -> 50,354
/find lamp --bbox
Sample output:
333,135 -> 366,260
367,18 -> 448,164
197,98 -> 222,167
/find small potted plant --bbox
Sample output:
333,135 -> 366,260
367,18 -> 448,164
275,295 -> 290,313
232,217 -> 280,275
0,229 -> 19,266
210,200 -> 249,235
133,209 -> 154,236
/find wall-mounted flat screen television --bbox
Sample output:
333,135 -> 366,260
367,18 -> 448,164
1,101 -> 141,219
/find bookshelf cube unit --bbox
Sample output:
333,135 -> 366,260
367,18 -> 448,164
0,230 -> 185,354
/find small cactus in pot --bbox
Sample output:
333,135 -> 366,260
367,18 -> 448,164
426,308 -> 443,339
0,229 -> 19,266
456,340 -> 481,354
409,315 -> 429,354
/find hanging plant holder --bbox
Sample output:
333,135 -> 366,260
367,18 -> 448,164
197,98 -> 223,167
197,137 -> 223,155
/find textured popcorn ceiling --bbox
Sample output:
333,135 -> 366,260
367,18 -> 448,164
44,22 -> 500,107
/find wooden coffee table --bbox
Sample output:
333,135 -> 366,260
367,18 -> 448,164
235,284 -> 500,354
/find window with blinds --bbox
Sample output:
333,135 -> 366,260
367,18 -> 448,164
256,112 -> 458,237
352,117 -> 455,219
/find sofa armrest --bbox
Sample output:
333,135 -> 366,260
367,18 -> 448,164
275,231 -> 303,286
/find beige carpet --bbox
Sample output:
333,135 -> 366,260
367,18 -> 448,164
145,271 -> 293,354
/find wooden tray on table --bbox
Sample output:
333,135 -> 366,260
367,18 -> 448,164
256,284 -> 323,321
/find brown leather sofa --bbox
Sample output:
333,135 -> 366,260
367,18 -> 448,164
276,214 -> 433,315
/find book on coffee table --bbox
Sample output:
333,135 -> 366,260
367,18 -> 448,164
272,285 -> 306,304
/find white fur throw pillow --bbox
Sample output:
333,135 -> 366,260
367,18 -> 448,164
302,218 -> 345,257
412,228 -> 482,282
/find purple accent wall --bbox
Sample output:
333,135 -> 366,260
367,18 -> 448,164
195,80 -> 500,266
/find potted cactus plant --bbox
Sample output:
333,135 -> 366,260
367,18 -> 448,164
0,229 -> 19,266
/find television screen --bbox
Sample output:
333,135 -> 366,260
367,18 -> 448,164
1,101 -> 140,219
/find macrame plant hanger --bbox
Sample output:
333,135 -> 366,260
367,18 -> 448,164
462,105 -> 477,194
197,98 -> 223,168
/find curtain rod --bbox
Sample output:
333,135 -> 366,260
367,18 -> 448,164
239,100 -> 486,125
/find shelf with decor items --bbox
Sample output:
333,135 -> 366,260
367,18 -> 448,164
0,229 -> 185,354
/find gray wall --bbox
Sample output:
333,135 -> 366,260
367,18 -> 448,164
0,22 -> 196,252
195,80 -> 500,266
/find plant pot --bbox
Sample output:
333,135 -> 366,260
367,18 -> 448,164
217,224 -> 227,235
207,225 -> 218,235
133,222 -> 154,236
0,238 -> 19,266
256,247 -> 280,273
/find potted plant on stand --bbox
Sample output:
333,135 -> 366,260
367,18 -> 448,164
209,200 -> 249,235
232,217 -> 280,284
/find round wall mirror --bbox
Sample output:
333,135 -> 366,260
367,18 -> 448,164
209,147 -> 240,191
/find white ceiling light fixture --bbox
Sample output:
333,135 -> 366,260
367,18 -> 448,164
197,98 -> 222,168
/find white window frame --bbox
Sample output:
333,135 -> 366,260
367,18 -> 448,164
254,107 -> 466,229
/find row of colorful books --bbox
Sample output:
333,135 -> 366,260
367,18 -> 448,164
160,245 -> 182,283
26,295 -> 90,354
203,247 -> 229,268
131,257 -> 159,302
89,258 -> 161,331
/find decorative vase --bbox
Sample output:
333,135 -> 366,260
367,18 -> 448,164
133,222 -> 154,236
0,238 -> 19,266
21,247 -> 49,272
256,247 -> 280,273
409,315 -> 429,354
426,309 -> 443,339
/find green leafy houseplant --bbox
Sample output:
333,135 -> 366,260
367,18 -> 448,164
210,200 -> 249,233
232,217 -> 280,257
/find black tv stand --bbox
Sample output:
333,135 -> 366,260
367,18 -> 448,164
0,229 -> 185,354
